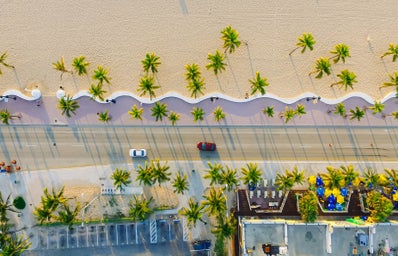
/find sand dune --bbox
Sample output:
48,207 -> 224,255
1,0 -> 398,101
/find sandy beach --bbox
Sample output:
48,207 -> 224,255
2,0 -> 398,101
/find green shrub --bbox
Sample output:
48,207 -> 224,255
13,196 -> 26,210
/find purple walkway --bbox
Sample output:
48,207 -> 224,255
0,95 -> 397,126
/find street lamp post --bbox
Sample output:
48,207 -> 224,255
81,193 -> 85,227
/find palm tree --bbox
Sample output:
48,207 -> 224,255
279,106 -> 296,123
202,187 -> 227,218
187,77 -> 206,98
137,75 -> 160,100
150,159 -> 171,186
92,65 -> 111,85
88,83 -> 106,101
329,102 -> 347,117
381,43 -> 398,62
384,168 -> 398,187
128,104 -> 144,121
349,106 -> 365,121
262,106 -> 275,117
380,72 -> 398,92
329,44 -> 351,64
366,191 -> 393,223
206,50 -> 227,75
0,51 -> 15,76
0,109 -> 21,125
204,162 -> 223,186
309,57 -> 331,79
111,168 -> 131,191
321,166 -> 344,189
219,165 -> 239,191
168,111 -> 180,126
129,195 -> 153,222
57,203 -> 81,229
249,72 -> 269,95
52,56 -> 72,80
0,192 -> 18,222
34,205 -> 53,224
97,110 -> 111,122
368,101 -> 385,115
57,95 -> 80,118
72,56 -> 90,76
151,102 -> 168,122
191,107 -> 205,122
289,33 -> 316,55
42,186 -> 68,212
275,171 -> 294,192
340,165 -> 359,186
1,233 -> 31,256
185,63 -> 201,81
142,52 -> 161,74
295,104 -> 306,117
135,161 -> 153,186
330,69 -> 357,90
290,166 -> 305,186
220,25 -> 241,54
241,163 -> 262,185
213,106 -> 226,122
172,172 -> 189,194
363,168 -> 380,188
178,197 -> 206,227
211,215 -> 236,240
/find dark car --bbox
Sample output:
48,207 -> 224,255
197,142 -> 216,151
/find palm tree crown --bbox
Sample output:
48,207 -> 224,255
92,65 -> 111,85
381,43 -> 398,62
380,72 -> 398,91
219,165 -> 238,191
295,104 -> 306,117
204,162 -> 223,186
0,51 -> 15,76
57,95 -> 80,118
331,69 -> 357,90
262,106 -> 275,117
220,25 -> 241,54
249,72 -> 269,95
289,33 -> 316,55
187,77 -> 206,99
89,83 -> 106,101
185,63 -> 201,81
142,52 -> 161,74
138,75 -> 160,100
178,197 -> 205,227
172,172 -> 189,195
111,168 -> 131,191
241,162 -> 262,185
368,101 -> 384,115
280,106 -> 296,123
128,104 -> 144,120
213,106 -> 226,122
97,110 -> 111,123
206,50 -> 227,75
332,102 -> 347,117
129,195 -> 153,222
309,57 -> 331,79
150,159 -> 171,186
191,107 -> 205,122
52,56 -> 72,80
349,106 -> 365,121
168,111 -> 180,126
72,56 -> 90,76
151,102 -> 168,122
202,187 -> 227,218
330,44 -> 351,63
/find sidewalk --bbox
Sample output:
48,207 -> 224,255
0,92 -> 397,127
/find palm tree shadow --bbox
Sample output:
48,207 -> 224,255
289,55 -> 304,92
245,42 -> 255,78
13,68 -> 23,90
225,55 -> 242,97
215,76 -> 224,93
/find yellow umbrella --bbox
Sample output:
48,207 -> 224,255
308,175 -> 316,185
325,189 -> 333,198
393,193 -> 398,202
337,195 -> 345,204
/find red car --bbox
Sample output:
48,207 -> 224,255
197,142 -> 216,151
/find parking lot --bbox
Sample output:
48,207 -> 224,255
36,218 -> 186,250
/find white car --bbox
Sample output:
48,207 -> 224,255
129,149 -> 147,157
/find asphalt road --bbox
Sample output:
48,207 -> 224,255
0,125 -> 397,171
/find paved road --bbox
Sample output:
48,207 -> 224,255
1,125 -> 397,170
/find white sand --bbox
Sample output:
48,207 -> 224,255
1,0 -> 398,100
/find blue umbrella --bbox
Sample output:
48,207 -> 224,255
317,187 -> 325,197
335,203 -> 343,211
327,203 -> 335,211
316,176 -> 324,186
340,187 -> 348,197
